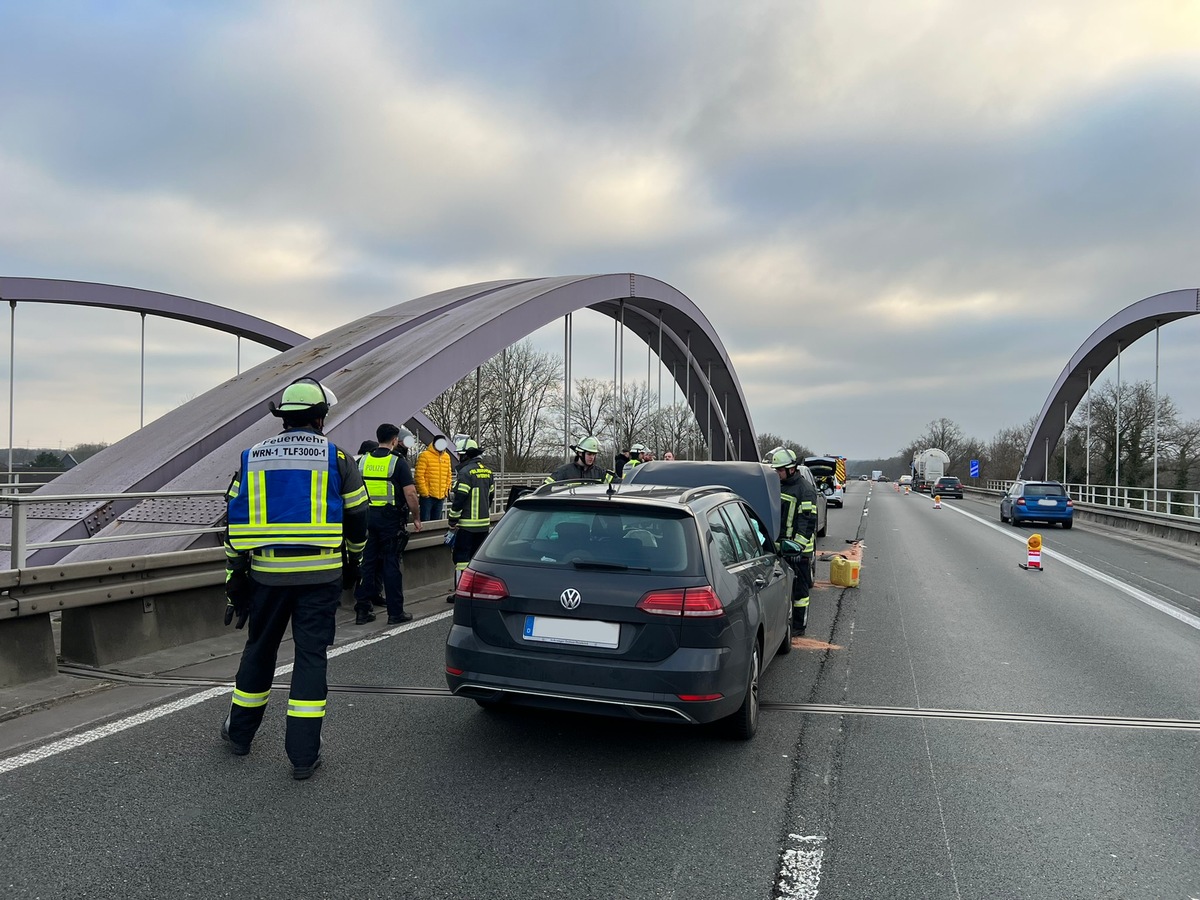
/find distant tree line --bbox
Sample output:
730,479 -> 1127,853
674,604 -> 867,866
850,379 -> 1199,492
2,443 -> 110,470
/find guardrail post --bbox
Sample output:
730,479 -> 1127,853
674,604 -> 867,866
11,499 -> 26,568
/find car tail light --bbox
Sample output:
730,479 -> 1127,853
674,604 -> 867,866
636,586 -> 724,618
677,693 -> 723,702
1066,499 -> 1074,507
456,568 -> 508,601
446,666 -> 464,676
1016,497 -> 1027,507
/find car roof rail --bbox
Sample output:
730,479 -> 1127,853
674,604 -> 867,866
530,479 -> 608,497
678,485 -> 730,504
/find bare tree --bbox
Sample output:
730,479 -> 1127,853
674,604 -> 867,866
605,381 -> 655,455
1082,379 -> 1177,486
480,341 -> 563,471
564,377 -> 613,445
756,431 -> 812,462
423,374 -> 479,441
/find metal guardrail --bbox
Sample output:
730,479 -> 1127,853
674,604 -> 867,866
1,489 -> 228,568
981,480 -> 1200,522
0,472 -> 552,570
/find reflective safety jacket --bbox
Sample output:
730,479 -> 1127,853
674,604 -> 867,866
448,457 -> 495,532
360,451 -> 399,506
779,469 -> 819,554
226,429 -> 368,582
544,460 -> 614,485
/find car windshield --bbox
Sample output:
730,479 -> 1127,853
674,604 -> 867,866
1023,483 -> 1065,497
480,504 -> 699,574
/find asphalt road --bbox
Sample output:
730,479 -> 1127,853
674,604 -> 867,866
1,481 -> 1197,900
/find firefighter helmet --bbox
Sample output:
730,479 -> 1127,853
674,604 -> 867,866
574,436 -> 601,454
271,377 -> 337,418
768,447 -> 798,469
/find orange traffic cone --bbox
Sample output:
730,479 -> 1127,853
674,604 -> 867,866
904,485 -> 910,495
1019,533 -> 1043,571
932,494 -> 942,509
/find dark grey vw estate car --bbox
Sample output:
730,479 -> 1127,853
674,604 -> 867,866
445,462 -> 794,739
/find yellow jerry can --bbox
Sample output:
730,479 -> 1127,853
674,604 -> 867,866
830,554 -> 861,588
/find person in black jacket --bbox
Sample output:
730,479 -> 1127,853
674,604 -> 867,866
768,447 -> 819,633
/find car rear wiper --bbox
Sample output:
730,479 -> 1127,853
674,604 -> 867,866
571,560 -> 651,571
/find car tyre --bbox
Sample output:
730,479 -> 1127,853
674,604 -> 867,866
1062,520 -> 1073,529
724,645 -> 760,740
778,613 -> 793,655
999,507 -> 1008,523
1010,513 -> 1021,527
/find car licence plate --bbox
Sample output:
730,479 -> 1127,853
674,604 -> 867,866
1037,499 -> 1058,507
523,615 -> 620,649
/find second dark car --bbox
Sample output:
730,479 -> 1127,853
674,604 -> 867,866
931,476 -> 963,499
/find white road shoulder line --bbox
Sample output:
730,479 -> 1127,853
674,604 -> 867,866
0,609 -> 455,775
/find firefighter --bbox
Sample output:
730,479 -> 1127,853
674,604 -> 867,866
544,436 -> 612,485
446,437 -> 494,602
769,447 -> 819,633
221,377 -> 368,780
621,443 -> 654,478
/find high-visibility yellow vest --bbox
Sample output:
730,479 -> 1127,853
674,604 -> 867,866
360,451 -> 398,506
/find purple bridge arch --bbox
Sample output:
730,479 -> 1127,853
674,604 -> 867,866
1019,288 -> 1200,480
1,274 -> 758,566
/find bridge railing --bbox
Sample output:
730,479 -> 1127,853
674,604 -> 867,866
981,480 -> 1200,522
0,473 -> 553,569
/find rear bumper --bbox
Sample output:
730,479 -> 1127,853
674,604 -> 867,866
445,624 -> 743,724
1013,507 -> 1072,522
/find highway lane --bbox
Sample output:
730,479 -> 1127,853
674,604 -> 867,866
788,482 -> 1200,899
1,480 -> 1197,899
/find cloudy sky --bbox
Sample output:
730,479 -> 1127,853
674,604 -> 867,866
3,1 -> 1199,460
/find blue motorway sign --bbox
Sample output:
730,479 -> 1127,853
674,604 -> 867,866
970,459 -> 980,478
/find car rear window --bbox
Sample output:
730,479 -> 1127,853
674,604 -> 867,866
480,504 -> 698,574
939,477 -> 960,484
1023,483 -> 1066,497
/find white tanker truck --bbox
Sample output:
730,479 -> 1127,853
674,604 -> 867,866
911,448 -> 950,492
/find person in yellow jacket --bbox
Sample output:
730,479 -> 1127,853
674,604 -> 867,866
415,434 -> 453,522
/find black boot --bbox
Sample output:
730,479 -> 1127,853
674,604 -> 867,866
355,606 -> 376,625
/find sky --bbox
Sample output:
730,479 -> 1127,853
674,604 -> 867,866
2,0 -> 1200,460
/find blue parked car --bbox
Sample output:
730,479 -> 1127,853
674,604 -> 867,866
1000,480 -> 1074,529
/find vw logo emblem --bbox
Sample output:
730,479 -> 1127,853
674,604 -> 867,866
560,588 -> 582,610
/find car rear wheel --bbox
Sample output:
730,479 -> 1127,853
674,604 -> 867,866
778,613 -> 793,655
724,645 -> 760,740
1010,514 -> 1021,527
1062,520 -> 1073,529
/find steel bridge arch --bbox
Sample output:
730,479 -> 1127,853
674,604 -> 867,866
3,274 -> 758,566
1019,288 -> 1200,480
0,276 -> 307,350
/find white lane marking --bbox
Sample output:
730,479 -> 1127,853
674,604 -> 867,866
0,609 -> 455,775
940,503 -> 1200,632
777,834 -> 825,899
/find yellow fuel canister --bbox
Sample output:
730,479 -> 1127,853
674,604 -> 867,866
830,554 -> 861,588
